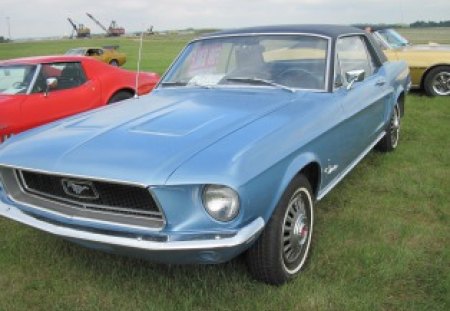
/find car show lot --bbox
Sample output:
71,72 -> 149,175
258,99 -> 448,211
0,30 -> 449,310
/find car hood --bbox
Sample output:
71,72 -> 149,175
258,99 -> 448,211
0,88 -> 296,185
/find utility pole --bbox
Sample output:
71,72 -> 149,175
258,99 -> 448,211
6,16 -> 11,39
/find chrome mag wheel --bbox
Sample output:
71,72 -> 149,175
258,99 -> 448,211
431,71 -> 450,96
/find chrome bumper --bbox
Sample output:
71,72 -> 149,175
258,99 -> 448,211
0,200 -> 264,255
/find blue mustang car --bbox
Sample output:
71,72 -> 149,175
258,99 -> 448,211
0,25 -> 410,284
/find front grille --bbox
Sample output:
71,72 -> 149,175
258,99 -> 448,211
16,169 -> 163,220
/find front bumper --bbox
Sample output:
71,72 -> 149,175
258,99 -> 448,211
0,197 -> 265,264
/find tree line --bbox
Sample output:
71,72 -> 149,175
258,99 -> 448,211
353,20 -> 450,29
410,20 -> 450,28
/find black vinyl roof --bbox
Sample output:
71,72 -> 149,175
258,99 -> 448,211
202,24 -> 365,39
196,24 -> 387,92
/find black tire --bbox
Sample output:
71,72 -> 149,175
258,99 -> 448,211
423,66 -> 450,96
376,104 -> 401,152
246,174 -> 314,285
109,59 -> 119,67
107,91 -> 133,104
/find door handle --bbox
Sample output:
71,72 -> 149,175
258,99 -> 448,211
375,79 -> 386,86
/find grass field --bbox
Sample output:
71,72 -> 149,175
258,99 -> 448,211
0,30 -> 449,311
0,35 -> 193,74
397,27 -> 450,44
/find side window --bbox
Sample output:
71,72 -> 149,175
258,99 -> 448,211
32,62 -> 86,93
91,49 -> 103,56
335,36 -> 377,86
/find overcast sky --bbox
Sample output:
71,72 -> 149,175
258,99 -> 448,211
0,0 -> 449,38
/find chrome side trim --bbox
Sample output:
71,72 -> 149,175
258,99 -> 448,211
317,131 -> 386,200
0,200 -> 265,251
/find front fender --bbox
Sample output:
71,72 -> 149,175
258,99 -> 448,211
242,151 -> 321,223
275,152 -> 320,203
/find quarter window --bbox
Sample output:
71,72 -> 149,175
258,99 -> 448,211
335,36 -> 378,86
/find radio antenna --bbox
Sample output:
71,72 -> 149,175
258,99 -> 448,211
134,30 -> 144,99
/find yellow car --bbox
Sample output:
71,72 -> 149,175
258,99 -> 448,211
372,28 -> 450,96
65,46 -> 127,66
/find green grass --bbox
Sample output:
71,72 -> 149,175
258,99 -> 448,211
0,35 -> 194,74
397,27 -> 450,44
0,30 -> 449,311
0,95 -> 448,311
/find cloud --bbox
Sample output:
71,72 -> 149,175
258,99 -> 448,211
0,0 -> 449,38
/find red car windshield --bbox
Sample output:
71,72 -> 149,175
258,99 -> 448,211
0,65 -> 37,95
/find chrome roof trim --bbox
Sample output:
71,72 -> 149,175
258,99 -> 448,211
195,32 -> 331,42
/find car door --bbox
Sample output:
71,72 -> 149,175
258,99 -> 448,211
20,62 -> 102,131
333,35 -> 393,166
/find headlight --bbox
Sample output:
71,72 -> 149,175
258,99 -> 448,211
202,185 -> 240,222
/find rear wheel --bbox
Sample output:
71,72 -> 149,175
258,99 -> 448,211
423,66 -> 450,96
109,59 -> 119,67
108,91 -> 133,104
246,174 -> 314,285
376,104 -> 400,152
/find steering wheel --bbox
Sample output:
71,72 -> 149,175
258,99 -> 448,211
276,68 -> 322,89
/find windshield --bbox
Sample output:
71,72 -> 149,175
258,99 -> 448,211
0,65 -> 37,95
376,29 -> 409,48
65,48 -> 86,56
161,35 -> 329,91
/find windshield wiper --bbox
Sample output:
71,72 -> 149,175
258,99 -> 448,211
225,77 -> 295,93
160,81 -> 214,89
160,81 -> 188,87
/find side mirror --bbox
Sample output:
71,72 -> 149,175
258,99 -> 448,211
345,69 -> 365,90
45,77 -> 58,97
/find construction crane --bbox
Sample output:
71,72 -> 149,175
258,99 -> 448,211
67,18 -> 90,38
86,13 -> 125,37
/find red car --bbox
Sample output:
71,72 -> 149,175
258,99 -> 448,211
0,56 -> 159,142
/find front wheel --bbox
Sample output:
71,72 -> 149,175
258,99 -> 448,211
376,104 -> 401,152
109,59 -> 119,67
423,66 -> 450,96
107,91 -> 134,104
246,174 -> 314,285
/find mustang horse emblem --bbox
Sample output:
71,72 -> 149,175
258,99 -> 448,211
61,179 -> 99,199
